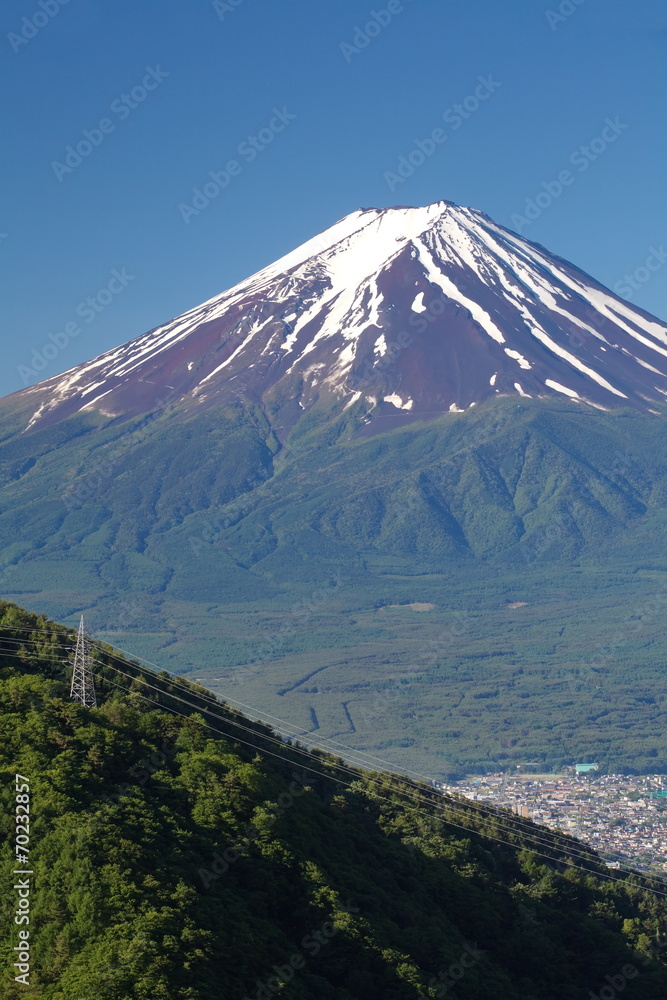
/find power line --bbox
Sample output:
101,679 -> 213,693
79,645 -> 667,896
2,628 -> 667,894
88,656 -> 667,900
84,641 -> 667,889
69,615 -> 97,708
2,627 -> 667,896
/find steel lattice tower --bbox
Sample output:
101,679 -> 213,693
69,615 -> 97,708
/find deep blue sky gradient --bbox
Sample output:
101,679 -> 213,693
1,0 -> 666,395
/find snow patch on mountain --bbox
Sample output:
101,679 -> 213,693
545,379 -> 579,398
18,200 -> 667,432
384,394 -> 413,410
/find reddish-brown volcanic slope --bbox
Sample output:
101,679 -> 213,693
12,201 -> 667,435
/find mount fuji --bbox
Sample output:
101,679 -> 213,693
16,200 -> 667,436
2,200 -> 667,775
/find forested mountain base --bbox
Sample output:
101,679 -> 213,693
1,602 -> 667,999
1,399 -> 667,775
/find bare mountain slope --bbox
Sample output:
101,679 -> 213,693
14,200 -> 667,437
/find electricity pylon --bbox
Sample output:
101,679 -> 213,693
70,615 -> 97,708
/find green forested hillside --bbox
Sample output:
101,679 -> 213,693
0,395 -> 666,775
1,602 -> 667,1000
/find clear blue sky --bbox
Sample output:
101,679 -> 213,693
1,0 -> 665,396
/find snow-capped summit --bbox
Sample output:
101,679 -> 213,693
17,201 -> 667,432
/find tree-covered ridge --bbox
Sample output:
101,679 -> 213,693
1,600 -> 667,1000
